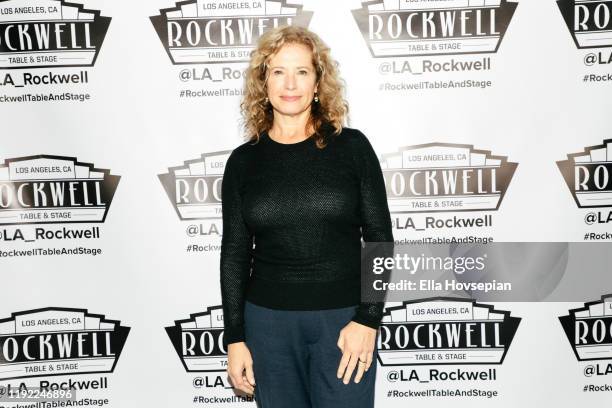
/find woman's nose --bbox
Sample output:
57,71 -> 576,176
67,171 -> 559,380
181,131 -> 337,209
284,74 -> 296,89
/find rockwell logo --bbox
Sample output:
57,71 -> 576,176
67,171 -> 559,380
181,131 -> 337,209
559,295 -> 612,361
166,306 -> 227,372
0,307 -> 130,380
150,0 -> 313,65
558,0 -> 612,48
0,155 -> 120,225
159,151 -> 230,220
0,0 -> 111,69
380,143 -> 517,213
377,298 -> 520,365
557,139 -> 612,208
352,0 -> 518,57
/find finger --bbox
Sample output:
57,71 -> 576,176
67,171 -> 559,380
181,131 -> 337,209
336,351 -> 351,379
343,354 -> 359,384
365,351 -> 373,372
231,374 -> 244,391
240,385 -> 254,395
353,354 -> 367,383
228,370 -> 241,388
241,374 -> 254,394
245,363 -> 256,386
336,334 -> 344,352
229,368 -> 252,394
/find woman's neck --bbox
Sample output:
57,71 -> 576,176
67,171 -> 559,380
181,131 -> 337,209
269,111 -> 314,142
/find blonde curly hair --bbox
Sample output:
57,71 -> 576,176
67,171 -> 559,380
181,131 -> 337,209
240,25 -> 349,149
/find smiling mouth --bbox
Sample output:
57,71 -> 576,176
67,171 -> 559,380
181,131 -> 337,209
281,96 -> 300,101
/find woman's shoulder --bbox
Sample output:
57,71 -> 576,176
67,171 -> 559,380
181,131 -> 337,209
228,136 -> 261,159
332,126 -> 373,149
224,139 -> 259,174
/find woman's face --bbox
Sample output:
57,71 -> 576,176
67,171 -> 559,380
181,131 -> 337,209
266,42 -> 318,120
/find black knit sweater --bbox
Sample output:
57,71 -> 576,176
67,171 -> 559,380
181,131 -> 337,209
220,126 -> 393,346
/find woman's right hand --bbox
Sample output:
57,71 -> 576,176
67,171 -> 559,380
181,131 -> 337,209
227,342 -> 256,395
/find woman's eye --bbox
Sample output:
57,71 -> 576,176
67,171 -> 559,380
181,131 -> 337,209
299,70 -> 308,75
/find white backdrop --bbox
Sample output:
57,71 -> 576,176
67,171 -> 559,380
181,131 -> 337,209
1,0 -> 612,406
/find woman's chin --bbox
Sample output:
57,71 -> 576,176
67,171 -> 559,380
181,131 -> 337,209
271,103 -> 309,115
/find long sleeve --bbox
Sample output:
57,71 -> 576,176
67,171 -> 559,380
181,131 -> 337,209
350,130 -> 394,330
220,149 -> 253,347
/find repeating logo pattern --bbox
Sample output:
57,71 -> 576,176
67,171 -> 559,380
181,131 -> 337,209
557,139 -> 612,208
352,0 -> 518,57
0,0 -> 111,69
0,307 -> 130,380
0,155 -> 120,225
380,143 -> 517,214
557,0 -> 612,48
165,306 -> 226,372
159,151 -> 230,220
150,0 -> 313,64
377,298 -> 521,365
559,295 -> 612,361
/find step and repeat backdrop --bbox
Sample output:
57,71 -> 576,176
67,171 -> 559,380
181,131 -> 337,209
1,0 -> 612,407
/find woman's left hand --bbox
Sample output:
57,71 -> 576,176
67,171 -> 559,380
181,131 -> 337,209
336,321 -> 377,384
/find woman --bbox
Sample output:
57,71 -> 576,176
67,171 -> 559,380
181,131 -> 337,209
220,25 -> 393,408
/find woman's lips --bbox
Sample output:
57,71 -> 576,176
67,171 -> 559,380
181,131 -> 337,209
280,96 -> 300,101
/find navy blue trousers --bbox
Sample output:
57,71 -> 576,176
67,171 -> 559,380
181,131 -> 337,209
244,300 -> 378,408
